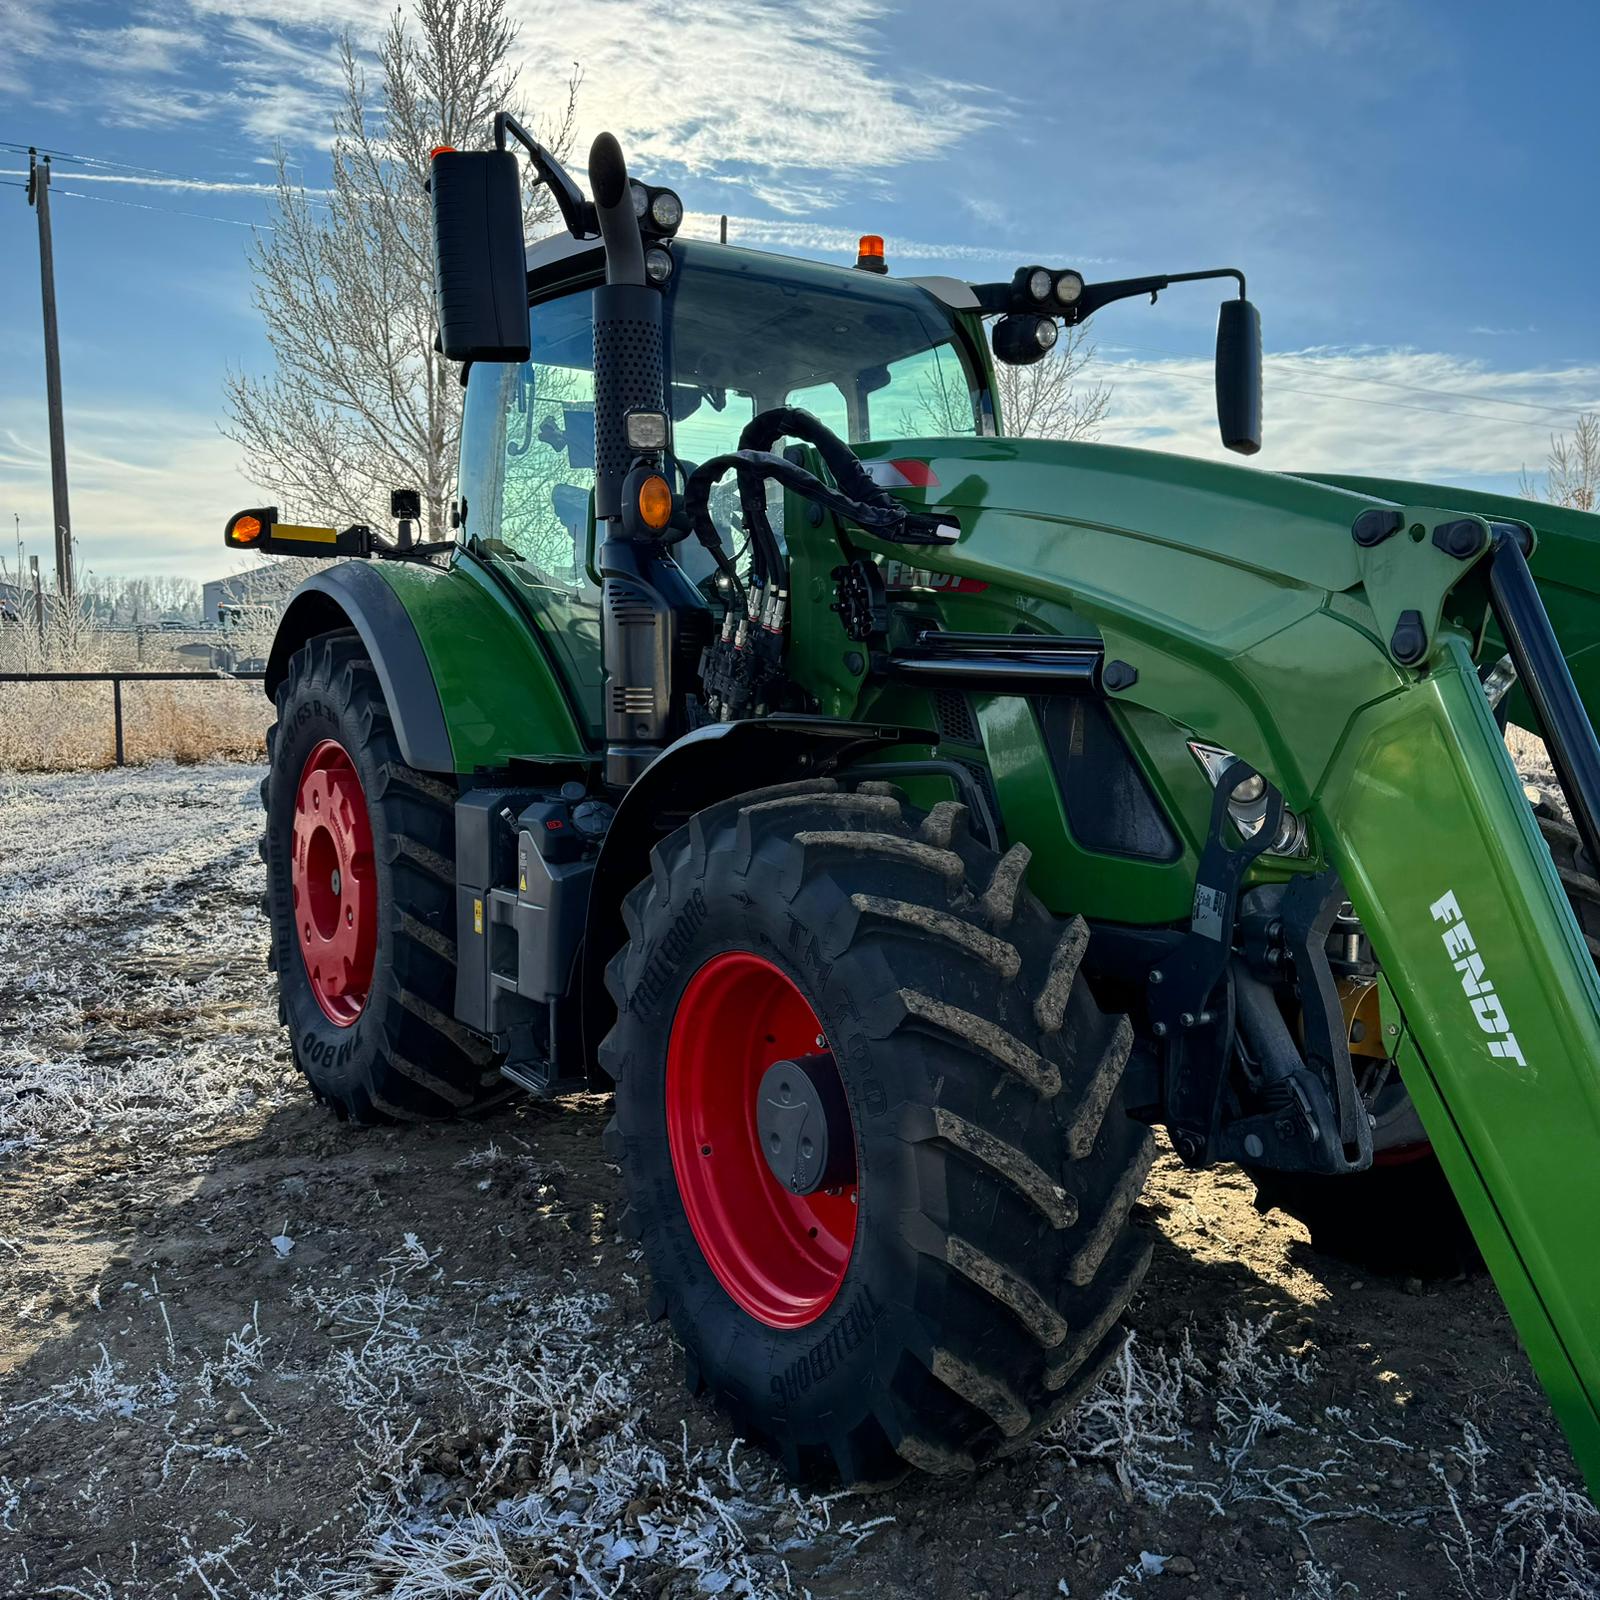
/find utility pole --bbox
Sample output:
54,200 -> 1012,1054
26,149 -> 74,598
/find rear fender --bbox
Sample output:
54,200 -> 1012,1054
580,718 -> 908,1070
266,554 -> 589,775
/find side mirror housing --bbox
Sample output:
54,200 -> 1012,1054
1216,297 -> 1262,455
430,149 -> 530,363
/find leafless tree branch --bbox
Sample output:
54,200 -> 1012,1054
223,0 -> 579,540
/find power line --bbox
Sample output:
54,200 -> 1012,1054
48,185 -> 272,230
0,139 -> 208,185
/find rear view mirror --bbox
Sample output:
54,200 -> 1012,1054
431,149 -> 530,363
1216,297 -> 1262,455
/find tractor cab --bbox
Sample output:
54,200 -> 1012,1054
456,233 -> 996,742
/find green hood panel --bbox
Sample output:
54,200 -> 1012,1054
855,436 -> 1382,594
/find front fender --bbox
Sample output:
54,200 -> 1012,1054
579,718 -> 908,1066
267,564 -> 454,772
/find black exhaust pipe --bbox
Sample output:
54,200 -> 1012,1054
590,132 -> 682,789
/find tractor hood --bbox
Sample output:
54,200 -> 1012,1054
853,435 -> 1378,596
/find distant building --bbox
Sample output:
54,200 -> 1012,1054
202,564 -> 294,626
0,579 -> 26,624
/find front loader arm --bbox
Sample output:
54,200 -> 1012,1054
1317,641 -> 1600,1497
1306,473 -> 1600,729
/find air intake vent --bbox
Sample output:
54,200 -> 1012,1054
933,689 -> 979,747
610,685 -> 656,715
606,580 -> 656,626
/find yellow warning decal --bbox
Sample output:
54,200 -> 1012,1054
473,897 -> 483,935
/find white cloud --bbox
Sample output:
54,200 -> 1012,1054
1096,344 -> 1600,482
0,397 -> 263,584
510,0 -> 996,185
157,0 -> 997,190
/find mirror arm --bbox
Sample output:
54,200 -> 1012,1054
968,266 -> 1246,322
493,112 -> 597,239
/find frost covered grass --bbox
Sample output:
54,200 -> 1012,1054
0,764 -> 286,1158
0,610 -> 269,772
1048,1320 -> 1600,1599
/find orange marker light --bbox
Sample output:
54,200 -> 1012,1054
638,474 -> 673,531
854,234 -> 887,274
430,145 -> 455,160
232,514 -> 262,544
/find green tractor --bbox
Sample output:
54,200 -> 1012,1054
228,116 -> 1600,1494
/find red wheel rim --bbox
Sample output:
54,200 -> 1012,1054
666,952 -> 858,1328
291,739 -> 377,1027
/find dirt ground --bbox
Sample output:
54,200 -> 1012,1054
2,763 -> 1597,1600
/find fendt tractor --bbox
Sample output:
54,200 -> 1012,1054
225,115 -> 1600,1494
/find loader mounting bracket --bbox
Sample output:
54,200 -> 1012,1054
1153,758 -> 1282,1166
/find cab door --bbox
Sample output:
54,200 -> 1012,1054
458,288 -> 604,744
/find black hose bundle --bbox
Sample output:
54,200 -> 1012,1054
679,408 -> 958,595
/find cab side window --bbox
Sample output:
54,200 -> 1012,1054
458,290 -> 604,743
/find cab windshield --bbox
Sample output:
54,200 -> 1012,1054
664,240 -> 990,469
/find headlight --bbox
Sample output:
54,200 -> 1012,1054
644,245 -> 673,284
1026,267 -> 1053,302
1035,317 -> 1058,351
1187,741 -> 1310,858
630,182 -> 648,218
1055,269 -> 1085,305
649,190 -> 683,231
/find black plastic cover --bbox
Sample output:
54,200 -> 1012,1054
1037,697 -> 1181,862
431,150 -> 531,363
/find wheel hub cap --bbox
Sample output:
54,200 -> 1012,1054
666,952 -> 858,1328
757,1053 -> 854,1194
291,739 -> 376,1027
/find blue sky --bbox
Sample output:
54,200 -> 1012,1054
2,0 -> 1597,584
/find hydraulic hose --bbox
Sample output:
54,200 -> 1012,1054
680,409 -> 958,594
1234,967 -> 1301,1089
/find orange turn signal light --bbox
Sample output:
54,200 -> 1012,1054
232,513 -> 262,544
430,145 -> 455,160
638,474 -> 673,531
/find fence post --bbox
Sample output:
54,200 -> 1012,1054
112,676 -> 125,766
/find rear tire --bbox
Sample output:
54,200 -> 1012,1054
262,632 -> 506,1122
1249,808 -> 1597,1276
599,778 -> 1154,1484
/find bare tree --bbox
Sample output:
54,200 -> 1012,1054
224,0 -> 577,541
1521,413 -> 1600,512
995,324 -> 1110,441
902,322 -> 1110,442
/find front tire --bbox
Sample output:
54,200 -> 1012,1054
599,779 -> 1154,1484
262,632 -> 504,1122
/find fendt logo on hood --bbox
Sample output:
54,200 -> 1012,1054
880,560 -> 988,595
1429,889 -> 1527,1067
